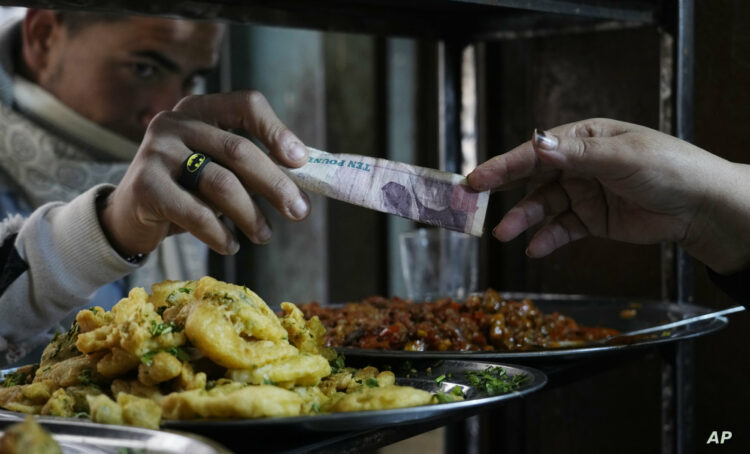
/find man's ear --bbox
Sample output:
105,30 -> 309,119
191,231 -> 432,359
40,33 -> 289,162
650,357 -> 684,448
20,9 -> 64,80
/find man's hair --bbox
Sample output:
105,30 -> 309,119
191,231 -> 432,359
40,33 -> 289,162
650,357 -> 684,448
56,11 -> 128,36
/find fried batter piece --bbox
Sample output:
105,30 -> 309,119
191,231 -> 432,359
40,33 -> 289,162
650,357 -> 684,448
0,416 -> 62,454
324,385 -> 433,412
161,383 -> 303,419
226,352 -> 331,388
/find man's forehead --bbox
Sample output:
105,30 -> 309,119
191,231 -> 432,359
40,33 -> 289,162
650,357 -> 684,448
102,16 -> 225,66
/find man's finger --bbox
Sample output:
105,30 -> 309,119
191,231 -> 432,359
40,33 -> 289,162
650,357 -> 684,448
174,91 -> 308,167
169,118 -> 310,222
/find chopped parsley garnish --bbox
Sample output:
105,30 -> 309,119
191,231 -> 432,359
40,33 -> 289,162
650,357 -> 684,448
434,374 -> 446,384
434,385 -> 465,403
140,351 -> 157,366
178,287 -> 192,294
365,377 -> 379,388
2,370 -> 27,387
330,354 -> 346,373
77,368 -> 101,387
166,346 -> 191,362
311,402 -> 321,413
465,366 -> 527,396
156,306 -> 167,316
150,320 -> 184,336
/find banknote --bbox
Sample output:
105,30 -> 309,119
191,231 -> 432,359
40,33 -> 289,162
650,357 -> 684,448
283,148 -> 489,237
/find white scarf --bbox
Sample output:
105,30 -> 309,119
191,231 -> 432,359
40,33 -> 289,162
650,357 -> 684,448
0,75 -> 207,289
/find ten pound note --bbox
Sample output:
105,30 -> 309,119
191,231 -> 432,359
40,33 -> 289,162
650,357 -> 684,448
283,148 -> 489,237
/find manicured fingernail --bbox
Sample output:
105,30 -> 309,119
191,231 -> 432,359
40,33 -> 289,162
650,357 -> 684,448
533,128 -> 558,151
288,142 -> 307,161
290,196 -> 309,220
256,223 -> 272,243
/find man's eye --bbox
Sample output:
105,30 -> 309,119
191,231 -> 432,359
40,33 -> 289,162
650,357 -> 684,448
131,62 -> 157,79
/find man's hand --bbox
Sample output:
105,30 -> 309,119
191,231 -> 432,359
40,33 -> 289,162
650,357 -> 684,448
468,118 -> 750,273
100,91 -> 310,257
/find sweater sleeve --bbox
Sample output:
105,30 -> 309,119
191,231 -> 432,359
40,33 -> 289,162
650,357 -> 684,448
0,184 -> 141,364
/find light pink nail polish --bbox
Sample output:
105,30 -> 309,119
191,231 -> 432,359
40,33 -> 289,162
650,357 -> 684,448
533,128 -> 559,151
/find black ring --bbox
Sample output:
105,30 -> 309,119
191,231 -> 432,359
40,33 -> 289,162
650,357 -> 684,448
177,152 -> 212,191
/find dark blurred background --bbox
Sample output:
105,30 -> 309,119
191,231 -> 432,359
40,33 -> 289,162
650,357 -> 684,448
213,1 -> 748,453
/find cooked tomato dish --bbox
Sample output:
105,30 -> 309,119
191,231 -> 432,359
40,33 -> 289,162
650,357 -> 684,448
298,289 -> 619,351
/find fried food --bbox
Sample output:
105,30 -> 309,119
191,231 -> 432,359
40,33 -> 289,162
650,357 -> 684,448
0,416 -> 62,454
0,276 -> 454,429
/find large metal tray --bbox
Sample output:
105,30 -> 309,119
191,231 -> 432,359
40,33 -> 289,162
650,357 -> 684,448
1,361 -> 546,438
0,415 -> 230,453
163,360 -> 545,434
326,293 -> 732,362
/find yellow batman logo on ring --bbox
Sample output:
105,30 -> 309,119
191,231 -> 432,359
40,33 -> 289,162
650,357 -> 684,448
186,153 -> 207,173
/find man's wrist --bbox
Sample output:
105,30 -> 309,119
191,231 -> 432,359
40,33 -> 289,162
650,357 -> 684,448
94,189 -> 146,264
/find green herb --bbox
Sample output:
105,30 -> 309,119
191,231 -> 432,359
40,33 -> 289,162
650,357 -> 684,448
140,351 -> 157,367
434,391 -> 457,403
156,306 -> 167,316
263,378 -> 278,386
150,320 -> 184,336
73,411 -> 89,419
465,366 -> 527,396
77,369 -> 100,387
311,402 -> 321,413
434,374 -> 446,384
1,370 -> 27,387
65,321 -> 80,341
330,354 -> 346,373
365,377 -> 379,388
434,386 -> 464,403
178,287 -> 192,294
88,307 -> 99,315
166,347 -> 191,362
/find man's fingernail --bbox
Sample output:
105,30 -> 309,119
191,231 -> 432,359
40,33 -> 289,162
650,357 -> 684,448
290,196 -> 309,219
228,240 -> 240,255
288,142 -> 307,161
533,128 -> 559,151
256,223 -> 272,243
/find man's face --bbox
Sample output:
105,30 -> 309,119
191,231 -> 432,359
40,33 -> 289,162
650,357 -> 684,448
37,16 -> 224,142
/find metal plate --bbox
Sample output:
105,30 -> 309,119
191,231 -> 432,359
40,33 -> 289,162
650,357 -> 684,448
0,416 -> 231,454
1,361 -> 546,437
163,361 -> 546,433
325,293 -> 731,362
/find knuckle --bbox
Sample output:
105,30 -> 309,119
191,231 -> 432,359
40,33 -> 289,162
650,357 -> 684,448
174,94 -> 201,111
204,169 -> 237,199
269,174 -> 296,202
244,90 -> 268,110
222,135 -> 252,163
187,204 -> 217,227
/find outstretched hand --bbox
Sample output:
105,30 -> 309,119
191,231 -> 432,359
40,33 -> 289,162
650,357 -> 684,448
468,118 -> 750,274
